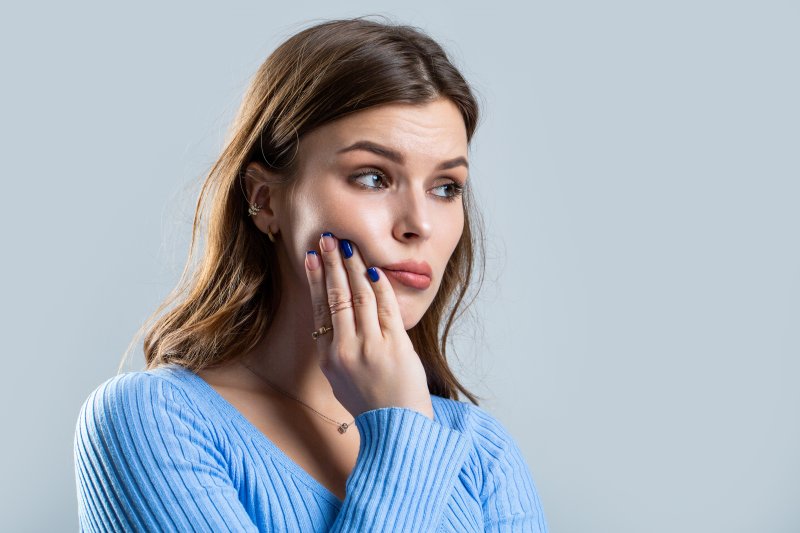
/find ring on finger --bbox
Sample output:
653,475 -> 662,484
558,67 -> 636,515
329,300 -> 353,315
312,324 -> 333,340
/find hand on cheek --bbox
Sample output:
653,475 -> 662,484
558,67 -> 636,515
303,232 -> 434,420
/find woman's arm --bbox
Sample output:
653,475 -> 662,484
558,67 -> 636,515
331,400 -> 551,532
74,372 -> 259,532
329,406 -> 471,531
470,406 -> 550,532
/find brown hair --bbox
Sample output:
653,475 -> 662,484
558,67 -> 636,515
121,15 -> 486,405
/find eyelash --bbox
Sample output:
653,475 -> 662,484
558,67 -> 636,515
349,168 -> 465,202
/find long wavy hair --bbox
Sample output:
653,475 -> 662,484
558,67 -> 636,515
121,16 -> 487,404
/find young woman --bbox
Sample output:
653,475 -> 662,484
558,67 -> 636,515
74,16 -> 550,532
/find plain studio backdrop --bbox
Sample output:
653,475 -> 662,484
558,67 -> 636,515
1,1 -> 797,531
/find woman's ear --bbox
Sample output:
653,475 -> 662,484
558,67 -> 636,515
243,161 -> 283,236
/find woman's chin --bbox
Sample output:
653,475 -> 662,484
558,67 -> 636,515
397,302 -> 426,331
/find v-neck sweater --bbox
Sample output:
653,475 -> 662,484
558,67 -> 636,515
73,363 -> 549,532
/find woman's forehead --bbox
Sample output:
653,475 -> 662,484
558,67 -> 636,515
301,99 -> 468,168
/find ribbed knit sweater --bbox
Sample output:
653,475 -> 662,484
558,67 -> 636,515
74,363 -> 549,532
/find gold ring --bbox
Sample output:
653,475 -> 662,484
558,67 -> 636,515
312,324 -> 333,340
329,300 -> 353,315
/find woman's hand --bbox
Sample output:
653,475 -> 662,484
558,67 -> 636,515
304,232 -> 434,420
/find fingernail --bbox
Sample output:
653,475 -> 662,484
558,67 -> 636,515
306,250 -> 320,270
340,239 -> 353,259
321,232 -> 335,252
367,267 -> 379,282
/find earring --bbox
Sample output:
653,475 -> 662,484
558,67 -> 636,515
246,202 -> 276,242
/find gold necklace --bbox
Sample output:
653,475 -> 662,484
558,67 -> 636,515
240,361 -> 356,434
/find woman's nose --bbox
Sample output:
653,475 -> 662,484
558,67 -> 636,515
392,187 -> 432,241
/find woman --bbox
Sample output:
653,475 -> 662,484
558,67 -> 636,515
74,16 -> 549,532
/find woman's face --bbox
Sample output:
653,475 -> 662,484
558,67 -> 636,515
272,97 -> 469,330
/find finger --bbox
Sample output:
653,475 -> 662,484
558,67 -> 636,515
363,266 -> 406,336
304,250 -> 334,346
319,232 -> 356,341
338,239 -> 381,340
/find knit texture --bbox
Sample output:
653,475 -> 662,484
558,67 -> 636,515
74,363 -> 549,532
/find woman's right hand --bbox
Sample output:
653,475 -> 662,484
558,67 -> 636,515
304,232 -> 434,420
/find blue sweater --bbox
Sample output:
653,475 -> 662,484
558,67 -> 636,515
74,363 -> 549,531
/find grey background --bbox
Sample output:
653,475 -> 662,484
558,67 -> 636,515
1,1 -> 797,531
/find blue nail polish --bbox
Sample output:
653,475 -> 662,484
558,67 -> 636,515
340,239 -> 353,259
367,267 -> 379,282
306,250 -> 317,255
321,232 -> 333,237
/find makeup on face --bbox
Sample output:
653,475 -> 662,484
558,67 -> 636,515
381,259 -> 433,290
290,99 -> 468,325
383,269 -> 432,290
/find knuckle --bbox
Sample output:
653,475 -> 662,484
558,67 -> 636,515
326,286 -> 351,304
307,278 -> 324,293
361,341 -> 382,362
321,248 -> 340,265
351,289 -> 374,308
376,304 -> 394,323
311,300 -> 330,321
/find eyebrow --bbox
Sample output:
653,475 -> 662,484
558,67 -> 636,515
336,140 -> 469,170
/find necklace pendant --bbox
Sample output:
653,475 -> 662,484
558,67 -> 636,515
338,423 -> 349,434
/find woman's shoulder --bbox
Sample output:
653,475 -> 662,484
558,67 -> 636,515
432,395 -> 548,529
430,394 -> 523,455
75,363 -> 214,440
79,363 -> 200,405
430,394 -> 542,487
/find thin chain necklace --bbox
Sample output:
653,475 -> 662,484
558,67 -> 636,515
240,361 -> 356,434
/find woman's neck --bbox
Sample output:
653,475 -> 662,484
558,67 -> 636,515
239,277 -> 352,420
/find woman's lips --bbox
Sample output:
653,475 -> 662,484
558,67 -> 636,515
383,269 -> 432,290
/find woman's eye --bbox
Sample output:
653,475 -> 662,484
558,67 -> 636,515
351,170 -> 387,189
349,169 -> 465,202
432,182 -> 465,200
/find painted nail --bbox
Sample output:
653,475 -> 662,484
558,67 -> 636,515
367,267 -> 379,282
306,250 -> 320,270
340,239 -> 353,259
321,232 -> 335,252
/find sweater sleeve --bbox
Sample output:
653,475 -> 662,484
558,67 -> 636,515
73,372 -> 259,532
470,406 -> 550,532
329,406 -> 471,531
